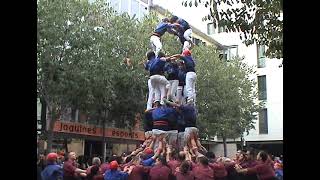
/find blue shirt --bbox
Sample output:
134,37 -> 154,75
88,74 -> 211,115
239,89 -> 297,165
178,68 -> 186,86
164,62 -> 179,80
152,107 -> 176,121
145,57 -> 156,71
177,18 -> 190,31
142,157 -> 156,167
104,170 -> 129,180
149,58 -> 166,75
180,56 -> 195,72
144,111 -> 153,132
41,164 -> 63,180
154,22 -> 176,36
180,105 -> 196,127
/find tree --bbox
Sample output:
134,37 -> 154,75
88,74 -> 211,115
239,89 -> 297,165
193,45 -> 261,156
183,0 -> 283,59
37,0 -> 148,155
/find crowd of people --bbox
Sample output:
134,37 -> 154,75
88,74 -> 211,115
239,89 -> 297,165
37,148 -> 283,180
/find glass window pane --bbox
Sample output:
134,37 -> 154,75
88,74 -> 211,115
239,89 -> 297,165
259,108 -> 268,134
258,75 -> 267,100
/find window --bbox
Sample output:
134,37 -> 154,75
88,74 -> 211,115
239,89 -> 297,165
257,45 -> 266,68
219,53 -> 227,60
192,37 -> 201,46
259,108 -> 268,134
258,75 -> 267,100
207,23 -> 215,35
218,25 -> 226,33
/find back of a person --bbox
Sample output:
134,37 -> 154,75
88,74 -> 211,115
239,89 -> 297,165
193,165 -> 214,180
175,171 -> 194,180
210,162 -> 227,180
93,174 -> 104,180
149,164 -> 171,180
168,160 -> 181,174
128,165 -> 149,180
255,162 -> 276,180
105,170 -> 126,180
41,164 -> 63,180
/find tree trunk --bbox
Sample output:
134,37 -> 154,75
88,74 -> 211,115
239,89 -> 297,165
223,136 -> 227,157
101,109 -> 108,163
64,138 -> 69,153
46,104 -> 59,154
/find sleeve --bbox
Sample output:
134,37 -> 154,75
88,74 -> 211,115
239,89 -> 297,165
64,162 -> 76,174
120,171 -> 129,180
142,157 -> 155,166
144,61 -> 149,70
246,165 -> 260,175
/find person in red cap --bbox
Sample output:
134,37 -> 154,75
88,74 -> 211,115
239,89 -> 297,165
63,151 -> 87,180
235,151 -> 277,180
169,49 -> 196,105
41,152 -> 63,180
104,160 -> 133,180
149,155 -> 172,180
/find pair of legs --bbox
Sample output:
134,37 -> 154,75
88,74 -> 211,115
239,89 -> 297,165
146,79 -> 156,110
176,85 -> 187,105
167,80 -> 179,102
150,35 -> 162,57
150,75 -> 170,105
185,72 -> 197,105
180,29 -> 193,52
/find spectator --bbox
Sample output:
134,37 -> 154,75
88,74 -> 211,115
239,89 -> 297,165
175,161 -> 194,180
235,151 -> 277,180
149,155 -> 172,180
193,156 -> 214,180
104,160 -> 132,180
63,151 -> 87,180
41,153 -> 63,180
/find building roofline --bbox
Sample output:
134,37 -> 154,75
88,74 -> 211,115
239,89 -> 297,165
149,5 -> 226,50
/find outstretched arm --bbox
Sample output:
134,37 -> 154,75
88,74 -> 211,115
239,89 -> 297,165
163,99 -> 180,107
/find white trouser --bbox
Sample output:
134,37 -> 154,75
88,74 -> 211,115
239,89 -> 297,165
177,85 -> 186,105
150,35 -> 162,56
183,29 -> 192,51
146,79 -> 156,110
150,75 -> 170,104
168,80 -> 179,101
184,29 -> 192,41
185,72 -> 196,104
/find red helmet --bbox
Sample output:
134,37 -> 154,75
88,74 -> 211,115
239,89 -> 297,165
182,49 -> 191,56
144,147 -> 154,155
109,160 -> 119,170
47,153 -> 58,161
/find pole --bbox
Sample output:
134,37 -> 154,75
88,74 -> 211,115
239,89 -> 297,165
101,109 -> 107,163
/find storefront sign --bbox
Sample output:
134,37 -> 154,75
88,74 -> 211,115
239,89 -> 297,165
53,121 -> 144,141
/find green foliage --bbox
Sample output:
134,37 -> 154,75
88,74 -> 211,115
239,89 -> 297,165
192,45 -> 261,139
183,0 -> 283,59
